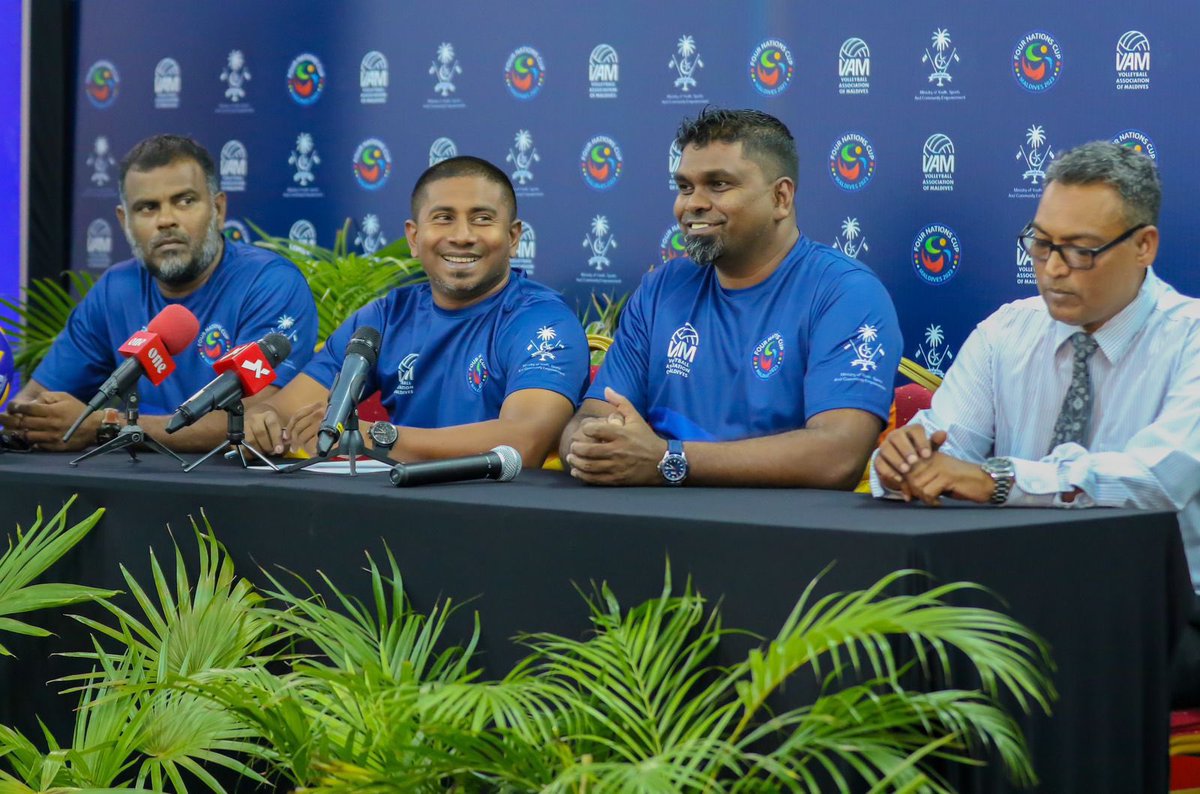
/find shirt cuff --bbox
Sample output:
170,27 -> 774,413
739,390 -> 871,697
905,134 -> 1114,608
1009,457 -> 1084,507
868,451 -> 905,500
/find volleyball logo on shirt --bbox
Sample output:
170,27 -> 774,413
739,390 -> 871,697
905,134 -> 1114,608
467,354 -> 490,393
395,353 -> 418,396
666,323 -> 699,378
1013,31 -> 1063,92
752,333 -> 785,379
829,133 -> 876,191
911,224 -> 962,285
85,60 -> 120,108
749,39 -> 794,96
199,323 -> 232,362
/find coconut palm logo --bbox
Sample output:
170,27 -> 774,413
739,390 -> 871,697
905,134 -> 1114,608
915,324 -> 954,377
288,133 -> 320,186
354,214 -> 386,255
922,29 -> 959,87
583,216 -> 617,270
1016,125 -> 1055,184
88,136 -> 116,186
669,35 -> 704,91
846,324 -> 886,372
506,130 -> 540,186
430,43 -> 462,97
526,326 -> 565,363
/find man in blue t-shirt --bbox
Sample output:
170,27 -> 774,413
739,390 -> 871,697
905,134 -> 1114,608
0,134 -> 316,452
561,108 -> 902,487
245,157 -> 588,467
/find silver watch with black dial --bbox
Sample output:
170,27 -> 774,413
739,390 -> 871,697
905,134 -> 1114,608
368,421 -> 398,453
981,457 -> 1015,504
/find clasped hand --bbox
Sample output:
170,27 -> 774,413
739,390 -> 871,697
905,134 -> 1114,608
244,401 -> 325,457
566,387 -> 668,486
874,424 -> 994,506
0,392 -> 95,452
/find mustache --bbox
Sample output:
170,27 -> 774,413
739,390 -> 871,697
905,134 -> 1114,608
151,232 -> 189,247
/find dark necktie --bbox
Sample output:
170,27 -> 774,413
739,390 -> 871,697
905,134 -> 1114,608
1049,332 -> 1099,453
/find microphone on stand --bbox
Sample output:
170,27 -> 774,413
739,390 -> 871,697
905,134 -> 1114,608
389,445 -> 523,487
316,326 -> 381,457
166,333 -> 292,433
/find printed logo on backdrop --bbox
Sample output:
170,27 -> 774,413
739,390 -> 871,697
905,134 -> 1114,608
660,224 -> 687,265
664,35 -> 706,105
287,53 -> 326,105
360,51 -> 388,104
1112,129 -> 1157,161
1016,238 -> 1035,286
429,137 -> 458,166
223,220 -> 250,244
466,354 -> 490,393
666,323 -> 699,378
752,333 -> 785,379
427,43 -> 465,109
577,216 -> 620,287
85,136 -> 117,196
513,222 -> 536,274
914,324 -> 955,378
86,219 -> 112,268
505,46 -> 545,100
839,38 -> 870,95
921,134 -> 955,192
199,323 -> 232,363
220,141 -> 248,192
353,139 -> 391,190
829,133 -> 876,191
1115,31 -> 1150,90
506,130 -> 542,197
84,60 -> 119,109
288,219 -> 317,254
912,224 -> 962,285
394,353 -> 418,396
581,136 -> 623,190
1013,31 -> 1062,92
1010,124 -> 1055,199
749,39 -> 794,96
917,29 -> 963,101
833,217 -> 869,259
218,50 -> 253,113
523,326 -> 568,377
153,58 -> 181,109
839,324 -> 888,391
589,44 -> 619,99
354,214 -> 386,255
285,133 -> 322,198
668,140 -> 682,190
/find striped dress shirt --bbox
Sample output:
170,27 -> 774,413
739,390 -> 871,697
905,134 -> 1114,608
871,269 -> 1200,589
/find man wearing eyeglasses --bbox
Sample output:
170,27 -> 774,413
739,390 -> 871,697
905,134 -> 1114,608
870,140 -> 1200,704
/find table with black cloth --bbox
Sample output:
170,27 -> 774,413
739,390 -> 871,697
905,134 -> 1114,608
0,451 -> 1188,793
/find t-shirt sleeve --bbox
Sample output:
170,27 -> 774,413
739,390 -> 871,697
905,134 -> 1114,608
803,270 -> 902,422
235,261 -> 318,387
302,299 -> 386,395
585,281 -> 651,413
32,277 -> 117,399
500,299 -> 590,406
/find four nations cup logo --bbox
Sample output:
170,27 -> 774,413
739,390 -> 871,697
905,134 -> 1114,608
505,46 -> 545,100
353,138 -> 392,190
912,224 -> 962,285
829,133 -> 876,191
287,53 -> 326,105
749,39 -> 794,96
1112,129 -> 1158,162
1013,31 -> 1063,92
85,60 -> 119,108
581,136 -> 623,190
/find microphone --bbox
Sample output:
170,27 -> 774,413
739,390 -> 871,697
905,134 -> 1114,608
64,304 -> 200,442
389,445 -> 523,487
166,333 -> 292,433
316,326 -> 382,457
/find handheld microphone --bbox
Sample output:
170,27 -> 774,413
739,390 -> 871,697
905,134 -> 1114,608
389,445 -> 522,487
316,326 -> 382,457
166,333 -> 292,433
64,304 -> 200,442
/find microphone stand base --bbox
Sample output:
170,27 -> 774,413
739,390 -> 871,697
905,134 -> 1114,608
278,427 -> 393,475
69,425 -> 186,467
180,400 -> 279,473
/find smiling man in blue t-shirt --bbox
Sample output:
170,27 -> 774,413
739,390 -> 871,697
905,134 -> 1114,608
561,108 -> 902,487
0,135 -> 316,452
245,157 -> 588,467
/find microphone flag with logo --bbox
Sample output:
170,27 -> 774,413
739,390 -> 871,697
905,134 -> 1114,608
166,332 -> 292,433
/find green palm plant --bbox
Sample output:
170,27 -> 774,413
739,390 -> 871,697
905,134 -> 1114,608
0,272 -> 97,379
249,220 -> 426,345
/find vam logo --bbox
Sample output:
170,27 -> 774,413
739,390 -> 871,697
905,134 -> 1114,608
429,137 -> 457,166
668,140 -> 682,189
153,58 -> 181,109
666,323 -> 699,378
513,222 -> 536,274
589,44 -> 619,99
395,353 -> 418,396
288,219 -> 317,254
1115,31 -> 1150,90
1016,238 -> 1035,286
220,140 -> 248,192
839,37 -> 870,95
86,219 -> 112,268
921,133 -> 955,192
360,50 -> 389,104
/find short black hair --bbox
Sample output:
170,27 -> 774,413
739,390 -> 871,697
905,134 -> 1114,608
675,107 -> 798,183
119,134 -> 218,204
410,156 -> 518,221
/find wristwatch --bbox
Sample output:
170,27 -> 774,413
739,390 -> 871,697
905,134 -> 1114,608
981,457 -> 1015,504
657,439 -> 688,486
368,421 -> 398,453
96,408 -> 121,446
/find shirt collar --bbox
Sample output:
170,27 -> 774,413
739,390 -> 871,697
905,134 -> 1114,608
1051,268 -> 1159,364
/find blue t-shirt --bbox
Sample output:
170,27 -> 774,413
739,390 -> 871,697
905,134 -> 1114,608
304,271 -> 589,427
35,241 -> 317,414
589,235 -> 902,442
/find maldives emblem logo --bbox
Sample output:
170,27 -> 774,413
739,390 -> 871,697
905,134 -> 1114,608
527,326 -> 565,362
829,133 -> 876,191
85,60 -> 119,108
353,138 -> 391,190
287,133 -> 320,188
581,135 -> 623,190
660,224 -> 687,265
1012,124 -> 1055,198
430,42 -> 462,97
467,355 -> 490,393
222,220 -> 249,244
87,136 -> 116,186
199,323 -> 232,362
506,130 -> 541,186
669,35 -> 704,92
922,29 -> 959,87
833,217 -> 869,259
505,46 -> 545,100
1112,129 -> 1157,162
220,50 -> 251,103
1013,31 -> 1062,92
429,137 -> 458,166
287,53 -> 325,105
749,39 -> 794,96
914,324 -> 954,378
752,333 -> 785,379
354,214 -> 386,255
583,215 -> 617,270
912,224 -> 962,285
844,324 -> 886,372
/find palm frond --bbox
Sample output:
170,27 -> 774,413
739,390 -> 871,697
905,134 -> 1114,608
0,272 -> 96,378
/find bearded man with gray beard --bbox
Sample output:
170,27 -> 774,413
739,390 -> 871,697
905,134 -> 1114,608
559,108 -> 902,488
0,135 -> 317,452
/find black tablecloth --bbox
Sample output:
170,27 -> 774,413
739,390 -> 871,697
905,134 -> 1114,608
0,451 -> 1189,792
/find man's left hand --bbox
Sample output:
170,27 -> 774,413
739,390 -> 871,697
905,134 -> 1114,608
1,392 -> 96,452
566,387 -> 667,486
902,451 -> 997,506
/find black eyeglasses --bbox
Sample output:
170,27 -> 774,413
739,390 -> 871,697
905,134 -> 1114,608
1017,223 -> 1147,271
